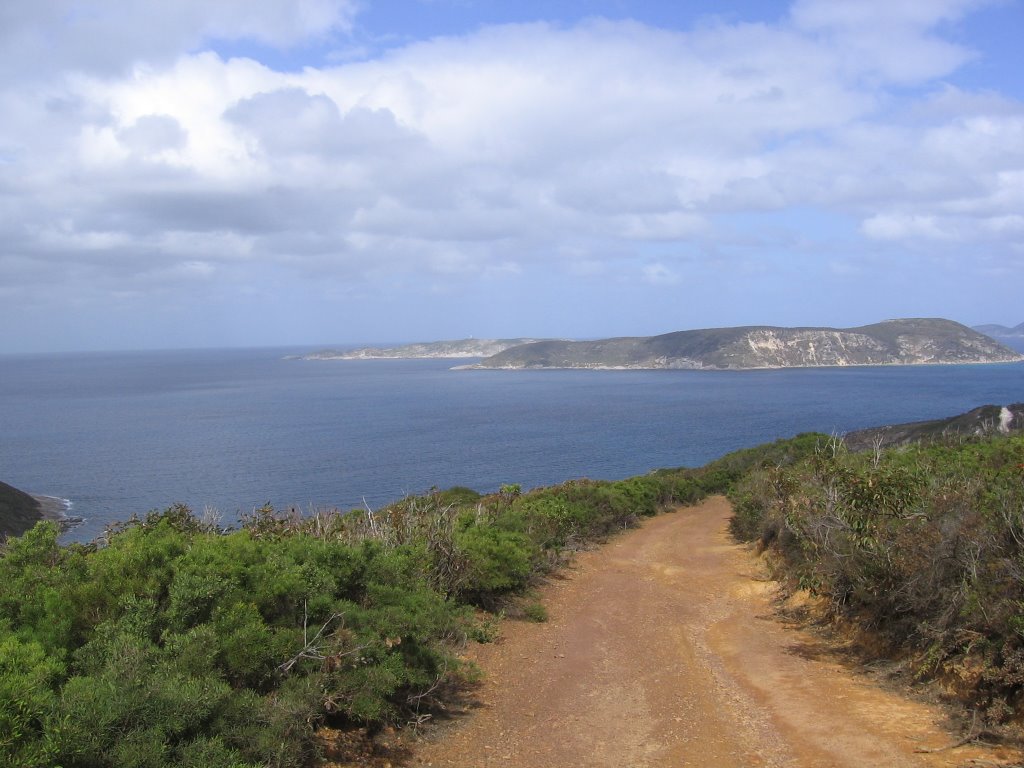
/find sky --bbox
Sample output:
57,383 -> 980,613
0,0 -> 1022,353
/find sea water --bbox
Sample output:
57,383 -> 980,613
1,347 -> 1021,542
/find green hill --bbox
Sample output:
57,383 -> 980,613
469,318 -> 1023,370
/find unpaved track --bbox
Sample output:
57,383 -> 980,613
412,497 -> 1020,767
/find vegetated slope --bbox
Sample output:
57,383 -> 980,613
844,402 -> 1024,452
730,428 -> 1024,726
470,318 -> 1023,370
299,338 -> 549,360
0,479 -> 42,539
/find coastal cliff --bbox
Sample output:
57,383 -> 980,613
467,319 -> 1023,370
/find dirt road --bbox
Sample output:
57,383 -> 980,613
412,496 -> 1020,767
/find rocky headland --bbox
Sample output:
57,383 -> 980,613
843,402 -> 1024,452
0,480 -> 79,539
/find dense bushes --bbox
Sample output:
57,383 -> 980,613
0,466 -> 709,767
730,432 -> 1024,720
0,510 -> 469,768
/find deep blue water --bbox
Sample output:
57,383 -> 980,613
1,347 -> 1022,543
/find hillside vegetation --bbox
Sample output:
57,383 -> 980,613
731,429 -> 1024,722
843,403 -> 1023,452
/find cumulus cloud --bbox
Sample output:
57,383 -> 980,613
117,115 -> 188,155
0,0 -> 1021,346
789,0 -> 988,83
225,89 -> 423,162
862,214 -> 957,241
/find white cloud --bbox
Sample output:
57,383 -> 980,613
0,0 -> 1021,344
613,213 -> 709,241
117,115 -> 188,156
861,214 -> 956,241
790,0 -> 989,83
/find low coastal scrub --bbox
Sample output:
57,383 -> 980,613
730,431 -> 1024,722
9,425 -> 1013,765
0,467 -> 718,767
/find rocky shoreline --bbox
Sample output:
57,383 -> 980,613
34,494 -> 83,529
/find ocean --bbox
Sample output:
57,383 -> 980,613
1,347 -> 1022,543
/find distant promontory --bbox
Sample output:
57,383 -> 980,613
843,402 -> 1024,452
464,319 -> 1023,371
299,338 -> 550,360
973,321 -> 1024,353
974,321 -> 1024,339
0,480 -> 43,539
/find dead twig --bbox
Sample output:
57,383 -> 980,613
406,662 -> 449,733
914,710 -> 979,753
278,601 -> 364,674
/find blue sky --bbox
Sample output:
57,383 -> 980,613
0,0 -> 1021,352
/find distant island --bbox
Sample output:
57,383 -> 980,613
294,319 -> 1023,370
974,321 -> 1024,353
298,338 -> 551,360
463,318 -> 1023,370
974,321 -> 1024,338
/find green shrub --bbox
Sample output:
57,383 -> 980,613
456,525 -> 534,601
0,631 -> 62,767
522,601 -> 548,623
